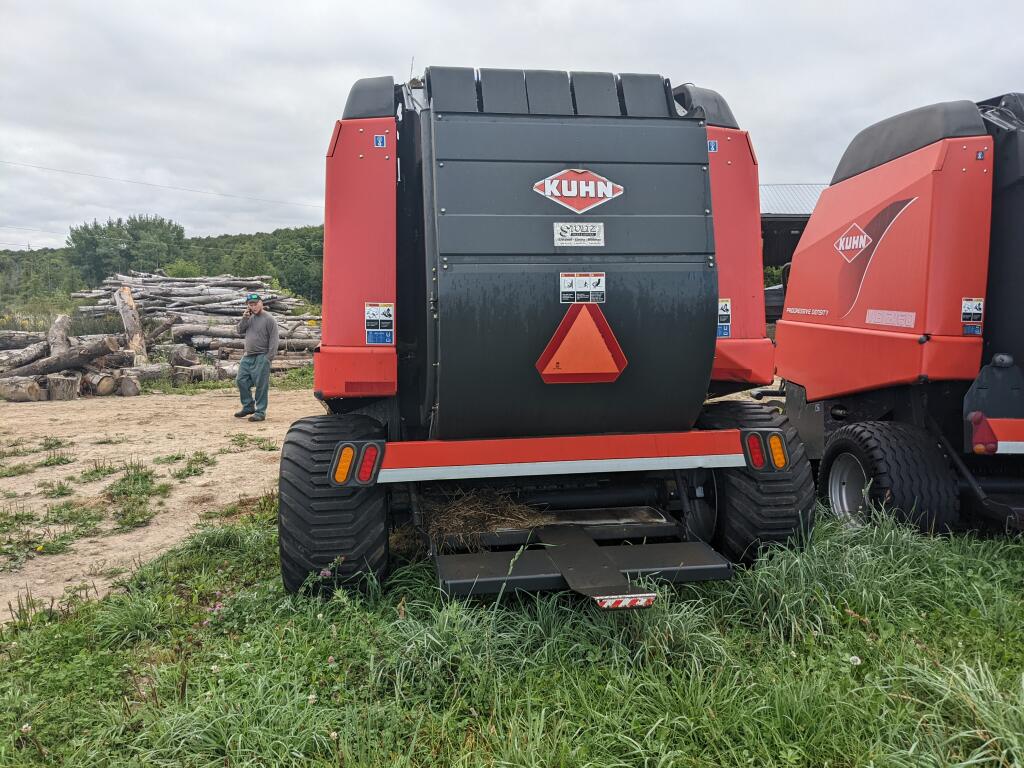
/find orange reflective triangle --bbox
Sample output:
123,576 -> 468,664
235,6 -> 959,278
535,303 -> 627,384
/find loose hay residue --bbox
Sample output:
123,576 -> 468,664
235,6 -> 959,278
424,489 -> 553,551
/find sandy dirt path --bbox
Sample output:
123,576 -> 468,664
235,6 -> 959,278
0,389 -> 321,616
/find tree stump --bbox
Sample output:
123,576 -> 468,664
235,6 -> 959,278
169,344 -> 200,367
46,372 -> 82,401
83,370 -> 117,396
118,374 -> 141,397
0,376 -> 45,402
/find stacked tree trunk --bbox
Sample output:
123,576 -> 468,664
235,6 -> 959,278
0,271 -> 318,402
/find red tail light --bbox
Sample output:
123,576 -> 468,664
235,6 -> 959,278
967,411 -> 998,455
745,432 -> 767,469
357,444 -> 380,483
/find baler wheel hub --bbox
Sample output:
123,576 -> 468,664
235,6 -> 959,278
828,452 -> 870,524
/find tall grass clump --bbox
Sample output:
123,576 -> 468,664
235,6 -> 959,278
0,495 -> 1022,766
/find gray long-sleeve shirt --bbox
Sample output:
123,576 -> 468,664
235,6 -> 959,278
237,311 -> 279,361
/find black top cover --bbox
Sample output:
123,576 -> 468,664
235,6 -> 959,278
831,100 -> 986,185
672,85 -> 739,129
342,76 -> 395,119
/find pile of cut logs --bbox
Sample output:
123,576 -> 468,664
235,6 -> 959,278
0,272 -> 319,402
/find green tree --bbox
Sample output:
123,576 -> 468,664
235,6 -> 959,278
67,215 -> 185,285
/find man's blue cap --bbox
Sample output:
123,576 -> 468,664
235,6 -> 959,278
246,293 -> 262,302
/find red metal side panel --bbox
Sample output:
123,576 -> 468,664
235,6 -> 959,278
776,137 -> 992,400
314,117 -> 398,399
382,429 -> 743,469
706,126 -> 773,384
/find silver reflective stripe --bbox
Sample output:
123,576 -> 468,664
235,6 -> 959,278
997,441 -> 1024,454
376,453 -> 746,483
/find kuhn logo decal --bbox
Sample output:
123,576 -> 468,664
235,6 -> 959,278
834,223 -> 872,262
836,198 -> 917,318
533,169 -> 623,214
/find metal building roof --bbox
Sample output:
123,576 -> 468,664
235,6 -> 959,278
759,184 -> 827,216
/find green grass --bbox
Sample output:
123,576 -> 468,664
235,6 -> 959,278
93,435 -> 127,446
37,451 -> 75,468
36,480 -> 74,499
103,462 -> 171,531
140,376 -> 236,395
0,500 -> 103,570
0,462 -> 36,478
169,451 -> 216,480
273,365 -> 313,390
78,460 -> 121,483
152,452 -> 186,465
226,434 -> 279,452
39,436 -> 72,451
139,365 -> 312,396
0,502 -> 1022,766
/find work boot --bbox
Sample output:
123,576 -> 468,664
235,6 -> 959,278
235,408 -> 255,418
248,413 -> 265,422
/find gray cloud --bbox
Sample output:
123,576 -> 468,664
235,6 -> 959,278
1,0 -> 1017,250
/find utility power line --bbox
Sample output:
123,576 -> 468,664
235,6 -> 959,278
0,158 -> 320,209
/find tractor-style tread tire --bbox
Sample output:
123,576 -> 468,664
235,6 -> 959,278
818,421 -> 959,533
278,414 -> 389,594
698,401 -> 816,563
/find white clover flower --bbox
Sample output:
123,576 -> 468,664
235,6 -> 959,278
308,693 -> 318,705
849,655 -> 862,666
20,724 -> 31,734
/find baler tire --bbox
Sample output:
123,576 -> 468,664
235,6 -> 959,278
698,401 -> 816,564
278,414 -> 390,594
818,421 -> 959,533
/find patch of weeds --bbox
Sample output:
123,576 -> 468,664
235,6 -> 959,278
0,501 -> 99,570
152,452 -> 185,465
226,434 -> 278,453
40,436 -> 73,451
170,451 -> 216,480
2,490 -> 18,499
37,480 -> 74,498
272,364 -> 313,390
79,460 -> 120,483
104,461 -> 170,531
0,440 -> 34,460
113,499 -> 156,530
0,462 -> 36,478
38,450 -> 75,468
0,504 -> 37,534
42,501 -> 104,532
93,434 -> 127,445
141,376 -> 235,395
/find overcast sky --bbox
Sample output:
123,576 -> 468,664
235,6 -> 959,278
1,1 -> 1019,250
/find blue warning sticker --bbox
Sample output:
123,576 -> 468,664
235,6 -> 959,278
717,324 -> 731,338
373,134 -> 386,148
708,139 -> 719,153
366,330 -> 393,345
963,324 -> 982,336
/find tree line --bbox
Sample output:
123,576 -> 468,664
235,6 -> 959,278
0,215 -> 324,310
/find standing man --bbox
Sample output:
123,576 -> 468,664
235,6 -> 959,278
235,293 -> 279,422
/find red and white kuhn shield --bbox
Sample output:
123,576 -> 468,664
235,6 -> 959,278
834,223 -> 873,263
533,169 -> 624,214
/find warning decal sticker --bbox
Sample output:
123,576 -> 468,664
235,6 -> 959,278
365,302 -> 394,345
560,272 -> 606,304
717,298 -> 732,338
961,297 -> 984,323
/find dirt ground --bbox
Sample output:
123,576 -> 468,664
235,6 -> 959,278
0,389 -> 321,616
